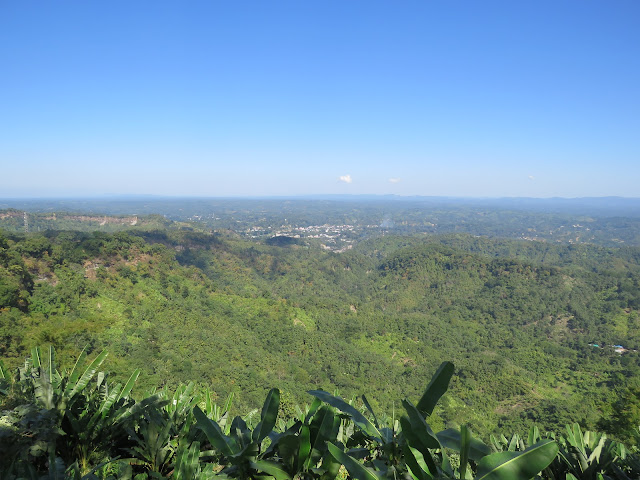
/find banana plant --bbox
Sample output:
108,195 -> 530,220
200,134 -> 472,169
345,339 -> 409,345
317,361 -> 559,480
6,346 -> 112,472
0,359 -> 9,395
268,398 -> 343,479
0,346 -> 156,477
59,368 -> 159,473
194,387 -> 291,479
314,362 -> 454,479
20,346 -> 104,414
124,405 -> 175,476
123,383 -> 233,477
551,423 -> 638,479
172,441 -> 218,480
492,434 -> 529,457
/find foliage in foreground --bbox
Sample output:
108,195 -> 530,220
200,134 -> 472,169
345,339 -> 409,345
1,348 -> 639,479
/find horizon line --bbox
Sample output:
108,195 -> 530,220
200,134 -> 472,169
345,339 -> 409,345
1,194 -> 639,201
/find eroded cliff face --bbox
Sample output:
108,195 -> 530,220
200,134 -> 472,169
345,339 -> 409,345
60,215 -> 138,225
1,211 -> 137,222
0,210 -> 23,219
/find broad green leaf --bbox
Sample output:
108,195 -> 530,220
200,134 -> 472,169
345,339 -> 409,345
307,406 -> 337,468
416,361 -> 454,416
441,448 -> 454,477
174,441 -> 201,480
475,439 -> 559,480
172,382 -> 197,416
437,428 -> 492,461
118,369 -> 140,402
327,442 -> 379,480
204,388 -> 214,416
230,415 -> 252,448
114,393 -> 167,431
31,346 -> 41,369
253,388 -> 280,443
66,350 -> 108,400
264,420 -> 301,459
229,441 -> 258,464
527,425 -> 541,447
564,424 -> 588,472
319,449 -> 342,480
304,397 -> 322,424
460,425 -> 471,480
308,390 -> 381,441
362,394 -> 380,429
64,348 -> 88,397
275,433 -> 300,469
0,360 -> 7,395
224,392 -> 234,414
508,434 -> 519,452
47,345 -> 55,383
193,405 -> 235,457
402,400 -> 440,449
310,406 -> 336,447
96,371 -> 106,390
489,435 -> 502,452
587,434 -> 607,464
400,416 -> 438,476
572,424 -> 585,452
402,443 -> 434,480
298,425 -> 311,470
250,460 -> 292,480
33,367 -> 55,409
97,385 -> 121,419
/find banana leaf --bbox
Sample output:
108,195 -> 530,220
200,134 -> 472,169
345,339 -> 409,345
475,439 -> 558,480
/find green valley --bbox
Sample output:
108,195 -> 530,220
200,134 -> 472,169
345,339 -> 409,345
2,202 -> 640,446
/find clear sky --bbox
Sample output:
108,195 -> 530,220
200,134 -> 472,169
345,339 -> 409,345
1,1 -> 639,198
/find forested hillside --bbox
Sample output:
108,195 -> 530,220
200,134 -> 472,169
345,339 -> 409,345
2,227 -> 640,442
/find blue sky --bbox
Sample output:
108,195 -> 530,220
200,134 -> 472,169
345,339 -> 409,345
1,1 -> 639,198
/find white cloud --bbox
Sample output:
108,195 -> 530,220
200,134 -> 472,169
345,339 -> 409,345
339,174 -> 353,184
389,177 -> 401,183
528,175 -> 535,180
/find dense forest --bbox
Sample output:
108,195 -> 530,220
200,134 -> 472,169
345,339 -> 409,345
2,220 -> 640,440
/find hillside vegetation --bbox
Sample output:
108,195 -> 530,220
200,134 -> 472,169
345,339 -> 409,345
2,347 -> 639,479
2,226 -> 640,445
